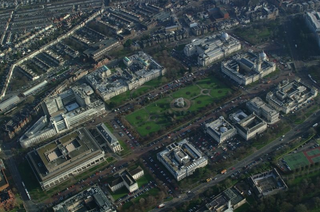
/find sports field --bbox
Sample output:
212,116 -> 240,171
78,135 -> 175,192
284,152 -> 310,170
125,75 -> 231,136
284,147 -> 320,170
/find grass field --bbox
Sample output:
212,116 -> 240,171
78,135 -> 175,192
119,139 -> 131,155
126,75 -> 231,136
188,95 -> 214,112
284,152 -> 310,170
136,173 -> 153,187
111,186 -> 128,201
104,123 -> 114,133
171,85 -> 201,99
131,86 -> 153,98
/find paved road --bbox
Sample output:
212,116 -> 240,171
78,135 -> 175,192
153,111 -> 320,211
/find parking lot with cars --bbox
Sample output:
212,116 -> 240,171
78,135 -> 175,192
113,118 -> 140,150
142,154 -> 179,196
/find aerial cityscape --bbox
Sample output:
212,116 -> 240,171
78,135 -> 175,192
0,0 -> 320,212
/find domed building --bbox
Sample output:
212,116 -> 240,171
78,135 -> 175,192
221,50 -> 276,85
259,51 -> 268,61
221,32 -> 229,41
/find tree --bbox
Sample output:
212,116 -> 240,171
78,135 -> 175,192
312,197 -> 320,208
124,39 -> 132,47
139,197 -> 145,205
279,202 -> 293,212
294,204 -> 308,212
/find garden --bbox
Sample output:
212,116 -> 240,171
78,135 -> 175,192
125,75 -> 232,136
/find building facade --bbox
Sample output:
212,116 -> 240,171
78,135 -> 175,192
205,116 -> 237,144
184,32 -> 241,66
246,97 -> 279,124
221,51 -> 276,85
21,84 -> 106,148
96,123 -> 122,153
235,113 -> 267,141
86,52 -> 166,101
266,78 -> 318,114
27,128 -> 105,190
305,11 -> 320,48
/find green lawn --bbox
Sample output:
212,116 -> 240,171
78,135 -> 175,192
104,122 -> 114,133
119,139 -> 131,155
125,75 -> 231,136
210,88 -> 231,99
196,75 -> 220,89
171,84 -> 201,99
144,76 -> 167,87
189,95 -> 214,112
145,98 -> 171,114
135,121 -> 164,136
126,98 -> 173,136
126,108 -> 150,127
107,90 -> 131,107
131,86 -> 153,98
136,173 -> 153,187
111,186 -> 128,200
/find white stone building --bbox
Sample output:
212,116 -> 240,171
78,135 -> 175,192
157,139 -> 208,181
221,51 -> 276,85
184,32 -> 241,66
246,97 -> 279,124
205,116 -> 237,144
266,78 -> 318,114
235,113 -> 267,141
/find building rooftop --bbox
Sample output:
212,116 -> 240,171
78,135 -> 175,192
267,78 -> 318,110
206,187 -> 245,211
121,170 -> 136,186
158,139 -> 207,173
86,52 -> 164,101
222,51 -> 275,83
206,116 -> 236,137
306,11 -> 320,32
236,113 -> 266,133
96,123 -> 119,146
229,110 -> 248,123
250,168 -> 288,197
53,185 -> 115,212
27,128 -> 103,181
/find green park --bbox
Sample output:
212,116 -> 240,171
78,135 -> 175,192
125,75 -> 231,136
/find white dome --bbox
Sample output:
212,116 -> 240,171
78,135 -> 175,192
221,32 -> 229,41
259,51 -> 267,60
220,127 -> 228,133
